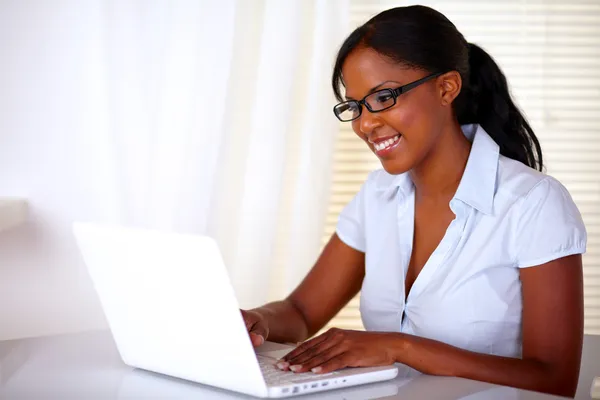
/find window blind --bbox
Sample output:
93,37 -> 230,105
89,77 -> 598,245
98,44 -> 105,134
323,0 -> 600,334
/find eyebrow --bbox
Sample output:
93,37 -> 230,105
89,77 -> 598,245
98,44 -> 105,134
345,80 -> 402,101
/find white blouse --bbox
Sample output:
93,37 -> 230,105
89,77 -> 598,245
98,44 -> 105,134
336,124 -> 587,358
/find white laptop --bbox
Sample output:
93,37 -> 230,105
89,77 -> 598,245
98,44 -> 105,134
117,368 -> 401,399
72,223 -> 398,398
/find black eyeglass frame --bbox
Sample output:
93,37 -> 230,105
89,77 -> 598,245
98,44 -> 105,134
333,72 -> 444,122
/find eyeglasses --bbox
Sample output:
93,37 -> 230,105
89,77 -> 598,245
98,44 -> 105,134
333,72 -> 443,122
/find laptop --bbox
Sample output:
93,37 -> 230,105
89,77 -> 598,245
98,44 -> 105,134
72,223 -> 398,398
117,368 -> 401,399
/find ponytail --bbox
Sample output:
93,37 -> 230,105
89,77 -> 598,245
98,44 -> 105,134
456,43 -> 543,171
331,5 -> 544,172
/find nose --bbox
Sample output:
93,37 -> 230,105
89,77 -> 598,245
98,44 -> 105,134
357,107 -> 384,139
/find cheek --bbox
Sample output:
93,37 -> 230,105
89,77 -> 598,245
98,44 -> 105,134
384,99 -> 435,144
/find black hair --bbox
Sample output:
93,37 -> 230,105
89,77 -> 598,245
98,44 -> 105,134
332,5 -> 543,171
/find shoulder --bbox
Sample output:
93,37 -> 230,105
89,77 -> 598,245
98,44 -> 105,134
496,158 -> 588,267
495,155 -> 548,200
496,156 -> 585,238
495,156 -> 575,211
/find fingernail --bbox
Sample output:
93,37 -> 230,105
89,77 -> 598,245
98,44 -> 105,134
251,333 -> 264,346
311,367 -> 322,373
276,362 -> 289,370
289,365 -> 302,372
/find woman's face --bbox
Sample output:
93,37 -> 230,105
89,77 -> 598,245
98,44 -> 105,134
341,47 -> 450,175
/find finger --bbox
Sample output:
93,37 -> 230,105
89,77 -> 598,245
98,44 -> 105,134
309,352 -> 352,374
282,329 -> 337,362
281,335 -> 328,362
249,322 -> 268,342
240,310 -> 256,332
241,310 -> 253,329
242,310 -> 268,345
250,332 -> 264,347
289,347 -> 347,374
283,334 -> 340,367
278,334 -> 331,371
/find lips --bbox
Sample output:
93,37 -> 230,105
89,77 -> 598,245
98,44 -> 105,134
372,134 -> 400,151
370,133 -> 402,157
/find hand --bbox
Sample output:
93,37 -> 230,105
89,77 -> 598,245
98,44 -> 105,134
241,309 -> 269,347
277,328 -> 396,374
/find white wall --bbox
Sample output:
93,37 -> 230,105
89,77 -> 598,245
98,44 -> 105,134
0,1 -> 108,340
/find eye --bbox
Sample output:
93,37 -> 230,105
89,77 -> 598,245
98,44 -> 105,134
373,90 -> 394,104
346,102 -> 360,113
366,89 -> 396,110
336,102 -> 357,113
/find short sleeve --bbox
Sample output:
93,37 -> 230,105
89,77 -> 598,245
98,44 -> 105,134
516,177 -> 587,268
335,180 -> 369,253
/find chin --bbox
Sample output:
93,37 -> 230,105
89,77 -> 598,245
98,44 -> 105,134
379,159 -> 413,175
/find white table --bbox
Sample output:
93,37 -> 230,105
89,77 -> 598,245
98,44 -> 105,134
0,331 -> 597,399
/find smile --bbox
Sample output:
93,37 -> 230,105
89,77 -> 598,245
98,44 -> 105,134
372,134 -> 402,156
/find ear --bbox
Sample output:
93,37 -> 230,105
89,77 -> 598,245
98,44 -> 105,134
438,71 -> 462,106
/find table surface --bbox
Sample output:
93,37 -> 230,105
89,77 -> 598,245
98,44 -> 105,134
0,330 -> 597,399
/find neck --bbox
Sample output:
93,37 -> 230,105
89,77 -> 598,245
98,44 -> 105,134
409,121 -> 471,201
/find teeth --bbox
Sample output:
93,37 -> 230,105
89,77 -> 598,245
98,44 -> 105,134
374,135 -> 400,151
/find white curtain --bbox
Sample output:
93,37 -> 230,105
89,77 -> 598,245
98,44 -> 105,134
79,0 -> 349,308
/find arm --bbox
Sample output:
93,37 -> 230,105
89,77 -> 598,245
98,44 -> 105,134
283,254 -> 584,397
392,254 -> 583,397
250,233 -> 365,344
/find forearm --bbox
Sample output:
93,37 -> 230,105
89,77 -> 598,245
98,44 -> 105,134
388,333 -> 576,397
252,299 -> 309,344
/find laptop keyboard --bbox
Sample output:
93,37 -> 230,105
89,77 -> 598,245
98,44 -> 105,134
257,355 -> 336,386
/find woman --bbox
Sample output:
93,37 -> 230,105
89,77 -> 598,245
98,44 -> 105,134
242,5 -> 586,397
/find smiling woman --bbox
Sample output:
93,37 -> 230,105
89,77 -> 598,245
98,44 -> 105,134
240,5 -> 586,398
